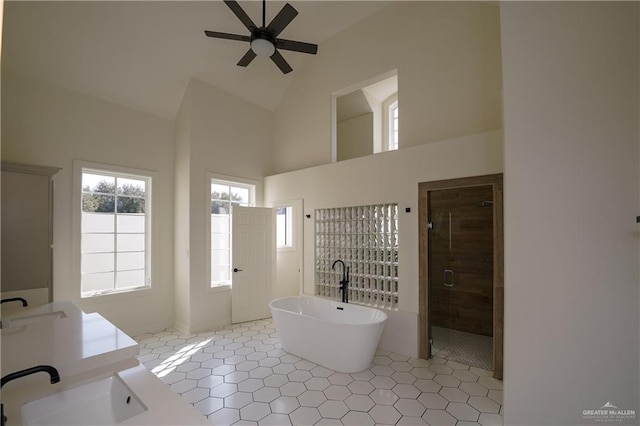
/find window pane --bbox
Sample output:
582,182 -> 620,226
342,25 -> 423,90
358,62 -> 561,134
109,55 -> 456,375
211,265 -> 230,283
117,215 -> 145,233
83,174 -> 115,194
277,206 -> 293,248
116,270 -> 145,289
117,196 -> 145,213
231,187 -> 249,205
117,234 -> 145,252
211,215 -> 230,233
82,272 -> 114,294
212,201 -> 229,214
211,184 -> 229,201
211,233 -> 229,250
117,252 -> 145,271
82,194 -> 115,212
82,253 -> 114,273
211,249 -> 230,265
117,177 -> 146,197
82,233 -> 114,254
82,212 -> 114,233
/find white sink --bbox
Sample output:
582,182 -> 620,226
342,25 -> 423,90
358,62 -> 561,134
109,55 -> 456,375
4,311 -> 67,328
21,374 -> 147,425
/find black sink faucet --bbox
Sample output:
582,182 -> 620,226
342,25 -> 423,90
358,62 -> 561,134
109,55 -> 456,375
1,365 -> 60,426
0,298 -> 28,307
331,259 -> 350,303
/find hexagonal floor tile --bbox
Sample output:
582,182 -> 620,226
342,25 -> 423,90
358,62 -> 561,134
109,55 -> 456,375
317,400 -> 349,419
253,386 -> 281,403
439,386 -> 470,402
194,397 -> 224,416
460,381 -> 489,397
240,401 -> 271,421
280,381 -> 306,397
369,404 -> 402,424
323,385 -> 352,401
341,411 -> 375,425
447,402 -> 480,421
270,396 -> 300,414
260,413 -> 292,426
210,382 -> 238,398
207,407 -> 240,425
417,392 -> 449,410
289,406 -> 321,425
370,389 -> 400,405
394,398 -> 426,417
345,394 -> 375,412
224,391 -> 253,409
298,390 -> 327,407
347,380 -> 374,395
370,375 -> 396,390
392,383 -> 420,399
422,409 -> 457,426
468,396 -> 501,413
327,373 -> 353,386
434,374 -> 461,388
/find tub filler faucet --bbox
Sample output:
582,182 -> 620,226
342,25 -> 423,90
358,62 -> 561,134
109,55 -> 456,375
331,259 -> 350,303
1,365 -> 60,426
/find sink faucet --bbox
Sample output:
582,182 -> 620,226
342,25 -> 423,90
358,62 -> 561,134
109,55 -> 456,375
1,365 -> 60,426
0,297 -> 28,307
331,259 -> 350,303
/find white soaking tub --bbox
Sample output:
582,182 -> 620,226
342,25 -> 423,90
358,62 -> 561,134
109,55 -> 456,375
269,296 -> 387,373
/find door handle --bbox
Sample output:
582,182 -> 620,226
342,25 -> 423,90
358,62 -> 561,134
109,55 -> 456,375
233,268 -> 243,273
444,269 -> 454,287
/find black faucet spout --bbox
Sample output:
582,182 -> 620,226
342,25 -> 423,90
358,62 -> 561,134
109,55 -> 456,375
1,365 -> 60,388
331,259 -> 350,303
0,297 -> 28,307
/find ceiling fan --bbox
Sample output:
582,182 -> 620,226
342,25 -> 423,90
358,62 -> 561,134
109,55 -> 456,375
204,0 -> 318,74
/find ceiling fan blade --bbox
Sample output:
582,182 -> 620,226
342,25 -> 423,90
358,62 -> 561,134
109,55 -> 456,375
270,50 -> 293,74
223,0 -> 257,32
204,30 -> 251,42
237,49 -> 257,67
276,38 -> 318,55
267,3 -> 298,37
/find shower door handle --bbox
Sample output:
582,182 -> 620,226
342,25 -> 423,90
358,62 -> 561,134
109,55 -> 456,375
444,269 -> 454,287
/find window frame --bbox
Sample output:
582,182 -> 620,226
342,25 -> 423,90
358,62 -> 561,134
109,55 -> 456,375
73,161 -> 154,300
206,173 -> 256,290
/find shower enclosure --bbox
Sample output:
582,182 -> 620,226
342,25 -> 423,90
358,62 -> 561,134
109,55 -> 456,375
427,185 -> 495,371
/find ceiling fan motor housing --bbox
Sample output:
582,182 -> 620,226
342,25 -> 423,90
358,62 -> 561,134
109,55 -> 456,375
250,28 -> 277,57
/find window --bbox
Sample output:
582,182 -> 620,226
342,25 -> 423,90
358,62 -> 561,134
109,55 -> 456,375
388,100 -> 399,151
383,94 -> 399,152
276,206 -> 293,248
210,178 -> 255,288
80,167 -> 151,297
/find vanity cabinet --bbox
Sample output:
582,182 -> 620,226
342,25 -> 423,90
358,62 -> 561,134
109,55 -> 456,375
1,161 -> 60,303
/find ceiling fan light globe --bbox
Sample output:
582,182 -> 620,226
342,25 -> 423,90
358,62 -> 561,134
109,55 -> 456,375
251,38 -> 276,57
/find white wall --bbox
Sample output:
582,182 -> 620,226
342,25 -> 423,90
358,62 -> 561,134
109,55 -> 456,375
175,78 -> 274,333
2,74 -> 176,335
272,2 -> 502,174
265,130 -> 503,357
501,3 -> 639,424
337,113 -> 374,161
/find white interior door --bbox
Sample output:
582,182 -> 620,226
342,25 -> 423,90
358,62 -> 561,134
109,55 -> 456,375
231,206 -> 275,323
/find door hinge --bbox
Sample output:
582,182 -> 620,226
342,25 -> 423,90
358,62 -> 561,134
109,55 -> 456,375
428,221 -> 433,230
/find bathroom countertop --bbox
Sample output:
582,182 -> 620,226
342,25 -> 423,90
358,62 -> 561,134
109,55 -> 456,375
1,301 -> 139,383
1,301 -> 208,425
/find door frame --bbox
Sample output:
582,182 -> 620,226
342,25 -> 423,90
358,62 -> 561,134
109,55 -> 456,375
418,174 -> 504,379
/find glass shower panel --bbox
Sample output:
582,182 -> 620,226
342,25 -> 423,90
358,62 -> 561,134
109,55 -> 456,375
428,208 -> 453,358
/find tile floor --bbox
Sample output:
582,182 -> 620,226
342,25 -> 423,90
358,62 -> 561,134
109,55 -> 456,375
134,319 -> 503,426
431,327 -> 493,372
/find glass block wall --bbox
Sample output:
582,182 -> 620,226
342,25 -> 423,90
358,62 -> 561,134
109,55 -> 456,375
315,204 -> 399,310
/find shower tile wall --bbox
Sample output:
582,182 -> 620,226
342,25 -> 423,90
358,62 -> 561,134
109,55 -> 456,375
430,185 -> 494,336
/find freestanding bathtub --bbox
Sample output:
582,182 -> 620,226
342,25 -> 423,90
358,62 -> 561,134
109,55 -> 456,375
269,296 -> 387,373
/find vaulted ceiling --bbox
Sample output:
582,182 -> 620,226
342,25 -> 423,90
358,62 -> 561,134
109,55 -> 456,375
2,1 -> 390,120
